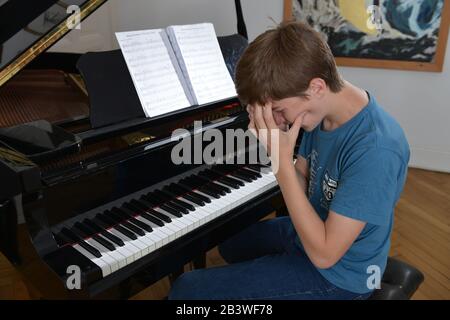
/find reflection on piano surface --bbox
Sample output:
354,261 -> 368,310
0,0 -> 284,299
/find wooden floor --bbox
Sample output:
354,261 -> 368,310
1,168 -> 449,300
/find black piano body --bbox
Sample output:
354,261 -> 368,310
0,0 -> 284,299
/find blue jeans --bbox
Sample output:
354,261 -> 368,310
169,216 -> 372,300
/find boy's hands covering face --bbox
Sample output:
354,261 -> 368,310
247,102 -> 305,169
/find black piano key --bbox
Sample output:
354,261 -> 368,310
140,211 -> 166,227
141,194 -> 161,206
195,175 -> 231,194
115,207 -> 153,233
217,174 -> 245,187
60,228 -> 102,258
142,196 -> 187,217
148,194 -> 189,214
226,171 -> 253,183
240,167 -> 262,178
108,210 -> 146,236
130,200 -> 171,223
121,221 -> 146,237
198,170 -> 231,186
153,190 -> 171,201
70,226 -> 89,239
96,214 -> 137,240
146,209 -> 171,224
197,187 -> 221,199
146,190 -> 189,214
167,201 -> 189,214
96,212 -> 116,228
169,197 -> 195,211
74,223 -> 116,252
159,204 -> 183,218
182,175 -> 205,188
158,190 -> 196,211
101,231 -> 125,247
177,183 -> 212,203
145,192 -> 167,205
60,227 -> 83,242
123,200 -> 166,227
92,234 -> 116,251
179,193 -> 206,206
54,232 -> 72,246
204,169 -> 244,187
169,183 -> 211,206
162,185 -> 178,198
246,164 -> 262,172
82,219 -> 125,247
130,218 -> 153,233
74,222 -> 95,236
83,218 -> 105,233
217,176 -> 242,189
181,192 -> 207,207
114,225 -> 138,240
165,184 -> 206,206
210,181 -> 231,193
179,177 -> 204,191
181,177 -> 221,198
229,166 -> 257,180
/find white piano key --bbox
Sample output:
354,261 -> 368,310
85,238 -> 121,273
73,244 -> 111,277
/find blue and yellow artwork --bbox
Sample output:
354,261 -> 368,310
293,0 -> 446,62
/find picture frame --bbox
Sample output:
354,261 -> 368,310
283,0 -> 450,72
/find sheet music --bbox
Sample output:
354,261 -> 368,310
167,23 -> 237,105
116,29 -> 192,117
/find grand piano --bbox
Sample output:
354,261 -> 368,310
0,0 -> 284,299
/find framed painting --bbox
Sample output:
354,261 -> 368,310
283,0 -> 450,72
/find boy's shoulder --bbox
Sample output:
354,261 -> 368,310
363,95 -> 410,162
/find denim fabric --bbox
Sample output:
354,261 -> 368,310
169,217 -> 373,300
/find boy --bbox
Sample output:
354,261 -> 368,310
169,22 -> 410,300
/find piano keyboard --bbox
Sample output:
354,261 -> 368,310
54,164 -> 277,278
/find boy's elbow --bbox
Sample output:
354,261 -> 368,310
310,253 -> 339,270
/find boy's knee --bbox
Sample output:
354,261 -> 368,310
168,272 -> 196,300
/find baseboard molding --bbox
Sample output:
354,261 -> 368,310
409,147 -> 450,173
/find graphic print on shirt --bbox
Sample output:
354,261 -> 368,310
307,150 -> 321,199
321,170 -> 339,210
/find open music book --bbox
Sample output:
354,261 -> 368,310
115,23 -> 237,118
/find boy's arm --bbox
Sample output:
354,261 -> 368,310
252,105 -> 366,270
294,156 -> 309,194
276,163 -> 366,269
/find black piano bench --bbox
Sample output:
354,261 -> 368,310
369,257 -> 424,300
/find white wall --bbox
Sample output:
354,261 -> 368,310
339,42 -> 450,173
51,0 -> 450,172
51,0 -> 283,51
110,0 -> 282,48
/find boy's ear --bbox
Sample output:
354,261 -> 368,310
308,78 -> 327,98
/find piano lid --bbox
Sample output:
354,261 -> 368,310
0,0 -> 107,87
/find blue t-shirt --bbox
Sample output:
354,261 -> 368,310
297,92 -> 410,294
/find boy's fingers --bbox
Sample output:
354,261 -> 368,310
290,113 -> 306,137
253,104 -> 268,131
262,103 -> 278,130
